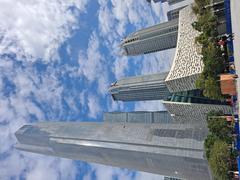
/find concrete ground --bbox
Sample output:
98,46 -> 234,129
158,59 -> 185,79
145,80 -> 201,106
231,0 -> 240,113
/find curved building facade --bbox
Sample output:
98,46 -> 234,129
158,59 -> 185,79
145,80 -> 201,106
165,6 -> 203,92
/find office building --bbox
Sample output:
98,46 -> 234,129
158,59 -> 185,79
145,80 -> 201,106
103,111 -> 173,124
120,19 -> 178,56
163,100 -> 232,127
146,0 -> 185,5
109,72 -> 170,101
15,121 -> 211,180
165,6 -> 203,92
167,6 -> 186,20
146,0 -> 167,3
122,1 -> 225,56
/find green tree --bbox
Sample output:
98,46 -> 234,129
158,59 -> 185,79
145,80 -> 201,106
192,0 -> 211,15
209,140 -> 230,180
203,76 -> 222,99
207,116 -> 232,142
204,134 -> 218,159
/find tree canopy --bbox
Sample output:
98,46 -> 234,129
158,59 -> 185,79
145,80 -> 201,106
192,0 -> 225,100
209,140 -> 230,180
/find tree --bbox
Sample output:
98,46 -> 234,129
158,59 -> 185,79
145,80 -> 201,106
204,134 -> 218,159
203,76 -> 222,100
193,0 -> 225,99
209,141 -> 230,180
207,116 -> 233,143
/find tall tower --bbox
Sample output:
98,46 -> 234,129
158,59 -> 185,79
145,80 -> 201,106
109,72 -> 170,101
145,0 -> 185,5
120,19 -> 178,56
103,111 -> 173,123
15,121 -> 211,180
122,0 -> 225,56
146,0 -> 167,3
167,0 -> 185,5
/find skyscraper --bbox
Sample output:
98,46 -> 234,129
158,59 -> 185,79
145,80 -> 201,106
167,6 -> 186,20
122,0 -> 225,56
15,121 -> 211,180
120,19 -> 179,56
145,0 -> 185,5
103,111 -> 173,124
146,0 -> 167,3
109,72 -> 170,101
167,0 -> 185,5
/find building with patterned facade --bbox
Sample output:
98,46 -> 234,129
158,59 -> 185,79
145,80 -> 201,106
15,121 -> 211,180
163,3 -> 223,93
162,100 -> 232,127
164,6 -> 202,93
109,72 -> 170,101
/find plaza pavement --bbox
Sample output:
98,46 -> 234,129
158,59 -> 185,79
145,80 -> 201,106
231,0 -> 240,113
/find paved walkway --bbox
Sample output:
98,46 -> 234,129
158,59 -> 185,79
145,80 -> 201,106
231,0 -> 240,114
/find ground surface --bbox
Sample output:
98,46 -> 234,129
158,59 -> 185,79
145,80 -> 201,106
231,0 -> 240,113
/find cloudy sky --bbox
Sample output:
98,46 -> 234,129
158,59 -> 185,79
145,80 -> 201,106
0,1 -> 175,180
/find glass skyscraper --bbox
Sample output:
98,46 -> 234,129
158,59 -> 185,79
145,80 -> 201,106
120,19 -> 178,56
15,121 -> 211,180
109,72 -> 170,101
103,111 -> 173,124
122,0 -> 225,56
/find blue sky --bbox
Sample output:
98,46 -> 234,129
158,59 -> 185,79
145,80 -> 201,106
0,1 -> 176,180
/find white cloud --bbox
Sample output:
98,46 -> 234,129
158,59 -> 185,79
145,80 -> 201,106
0,55 -> 76,179
134,100 -> 166,111
84,163 -> 164,180
87,94 -> 101,119
141,49 -> 175,75
78,32 -> 109,95
0,0 -> 89,62
98,0 -> 166,39
0,1 -> 176,180
97,0 -> 173,84
90,164 -> 134,180
0,0 -> 92,177
113,56 -> 129,79
25,154 -> 77,180
78,32 -> 103,82
0,150 -> 77,180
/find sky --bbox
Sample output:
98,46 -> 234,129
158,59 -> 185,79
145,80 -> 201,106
0,1 -> 176,180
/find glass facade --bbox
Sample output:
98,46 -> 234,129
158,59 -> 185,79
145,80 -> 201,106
103,111 -> 173,124
15,122 -> 211,180
121,19 -> 179,56
167,0 -> 185,5
167,6 -> 186,21
166,90 -> 228,105
109,72 -> 170,101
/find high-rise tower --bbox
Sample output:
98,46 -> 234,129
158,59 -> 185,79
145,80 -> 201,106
146,0 -> 185,5
103,111 -> 173,124
122,0 -> 225,56
15,121 -> 211,180
120,19 -> 179,56
109,72 -> 170,101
